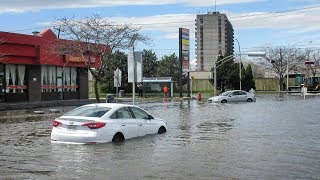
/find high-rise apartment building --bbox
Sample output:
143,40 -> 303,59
195,12 -> 234,71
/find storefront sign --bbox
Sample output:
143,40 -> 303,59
65,55 -> 96,63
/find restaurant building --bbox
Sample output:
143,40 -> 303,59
0,29 -> 102,103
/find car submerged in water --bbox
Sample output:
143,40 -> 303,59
51,103 -> 167,144
207,90 -> 256,103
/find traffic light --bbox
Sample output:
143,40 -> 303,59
305,61 -> 315,65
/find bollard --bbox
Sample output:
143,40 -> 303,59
197,92 -> 202,101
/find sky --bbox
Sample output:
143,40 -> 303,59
1,0 -> 320,68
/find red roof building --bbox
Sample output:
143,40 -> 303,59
0,29 -> 104,103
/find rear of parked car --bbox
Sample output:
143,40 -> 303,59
50,103 -> 167,144
51,116 -> 118,144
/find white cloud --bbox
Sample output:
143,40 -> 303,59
289,0 -> 318,3
110,7 -> 320,40
38,6 -> 320,41
228,6 -> 320,32
111,14 -> 196,40
0,0 -> 266,13
190,59 -> 197,71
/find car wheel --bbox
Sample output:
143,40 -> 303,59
246,98 -> 253,102
112,132 -> 125,142
221,99 -> 227,103
158,126 -> 166,134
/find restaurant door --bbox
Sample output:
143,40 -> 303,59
0,64 -> 5,102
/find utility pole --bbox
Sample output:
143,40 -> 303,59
235,38 -> 241,90
214,57 -> 217,96
280,48 -> 283,92
129,34 -> 138,105
54,26 -> 61,38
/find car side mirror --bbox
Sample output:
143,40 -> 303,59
148,114 -> 154,119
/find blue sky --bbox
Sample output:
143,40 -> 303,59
1,0 -> 320,67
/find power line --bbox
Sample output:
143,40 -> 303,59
6,5 -> 320,33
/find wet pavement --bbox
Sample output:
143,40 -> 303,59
0,94 -> 319,179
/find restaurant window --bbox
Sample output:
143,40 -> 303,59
41,66 -> 57,92
41,66 -> 78,92
5,64 -> 27,93
63,67 -> 78,92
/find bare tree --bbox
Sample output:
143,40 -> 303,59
302,48 -> 320,78
52,14 -> 148,102
259,46 -> 306,91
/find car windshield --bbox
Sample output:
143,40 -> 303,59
219,91 -> 232,96
64,106 -> 111,117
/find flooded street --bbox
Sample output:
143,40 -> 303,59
0,94 -> 320,179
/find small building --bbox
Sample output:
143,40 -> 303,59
0,29 -> 102,103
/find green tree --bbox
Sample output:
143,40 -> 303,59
243,64 -> 255,91
210,54 -> 239,92
102,50 -> 131,94
158,53 -> 187,89
142,49 -> 158,77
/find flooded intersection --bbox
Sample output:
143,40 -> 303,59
0,94 -> 319,179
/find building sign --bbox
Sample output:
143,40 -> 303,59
127,51 -> 143,83
65,55 -> 96,63
179,28 -> 190,69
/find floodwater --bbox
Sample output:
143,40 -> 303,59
0,94 -> 319,179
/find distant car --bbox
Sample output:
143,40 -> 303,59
51,103 -> 167,144
207,90 -> 256,103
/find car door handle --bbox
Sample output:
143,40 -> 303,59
138,123 -> 143,126
121,123 -> 126,126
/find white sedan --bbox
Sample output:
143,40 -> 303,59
51,103 -> 167,144
207,90 -> 256,103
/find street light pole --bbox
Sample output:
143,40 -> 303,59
235,38 -> 241,90
214,58 -> 217,96
213,54 -> 234,96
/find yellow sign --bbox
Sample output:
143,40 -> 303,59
65,55 -> 84,63
182,39 -> 189,45
65,55 -> 96,63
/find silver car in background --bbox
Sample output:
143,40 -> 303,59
207,90 -> 256,103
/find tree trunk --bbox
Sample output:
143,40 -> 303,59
94,80 -> 100,103
279,48 -> 283,92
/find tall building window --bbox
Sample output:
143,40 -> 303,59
5,64 -> 27,93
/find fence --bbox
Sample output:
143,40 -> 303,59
89,78 -> 286,95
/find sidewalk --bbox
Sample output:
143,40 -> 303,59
0,99 -> 97,111
0,96 -> 198,111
